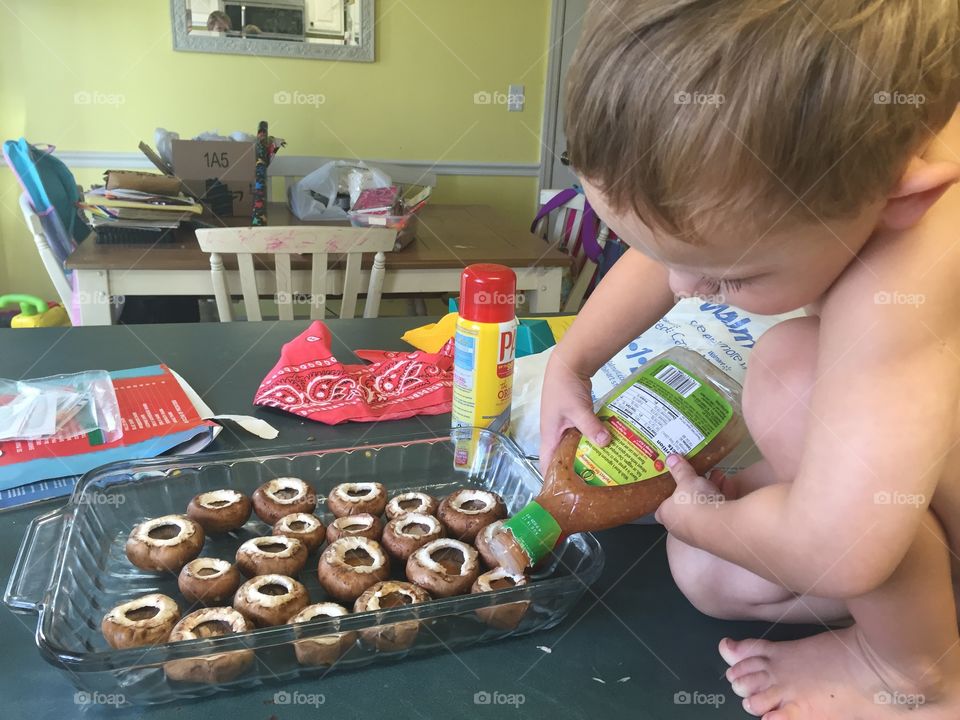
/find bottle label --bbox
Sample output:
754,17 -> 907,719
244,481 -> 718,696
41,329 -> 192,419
502,501 -> 563,566
574,359 -> 733,487
451,318 -> 517,432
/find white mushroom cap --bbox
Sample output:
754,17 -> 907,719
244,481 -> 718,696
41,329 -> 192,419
238,535 -> 303,559
182,557 -> 232,579
131,515 -> 198,547
291,602 -> 349,623
263,478 -> 310,504
276,514 -> 322,532
362,582 -> 422,611
332,515 -> 376,531
323,537 -> 387,574
394,513 -> 441,539
196,489 -> 245,508
386,492 -> 432,516
412,538 -> 479,577
475,566 -> 527,592
104,593 -> 179,628
449,489 -> 497,515
173,606 -> 248,639
331,483 -> 384,504
235,575 -> 305,609
479,520 -> 505,544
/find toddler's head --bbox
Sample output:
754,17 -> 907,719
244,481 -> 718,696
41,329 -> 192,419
567,0 -> 960,313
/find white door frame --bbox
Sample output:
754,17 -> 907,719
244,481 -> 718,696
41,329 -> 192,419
539,0 -> 568,194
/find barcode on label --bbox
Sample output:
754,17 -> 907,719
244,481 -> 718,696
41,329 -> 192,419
655,365 -> 700,398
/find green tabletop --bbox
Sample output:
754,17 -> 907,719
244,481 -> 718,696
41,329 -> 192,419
0,320 -> 816,719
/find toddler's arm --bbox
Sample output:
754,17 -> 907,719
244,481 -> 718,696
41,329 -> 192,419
539,247 -> 675,469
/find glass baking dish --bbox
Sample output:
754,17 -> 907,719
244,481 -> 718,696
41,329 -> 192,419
4,429 -> 604,705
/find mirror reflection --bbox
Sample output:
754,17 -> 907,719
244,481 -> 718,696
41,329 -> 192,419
185,0 -> 363,46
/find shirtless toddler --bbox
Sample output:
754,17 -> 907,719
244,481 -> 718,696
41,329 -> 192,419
540,2 -> 960,718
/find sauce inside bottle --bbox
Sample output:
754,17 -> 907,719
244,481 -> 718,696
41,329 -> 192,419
490,348 -> 748,574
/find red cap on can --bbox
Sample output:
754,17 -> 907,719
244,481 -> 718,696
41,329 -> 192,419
459,264 -> 517,323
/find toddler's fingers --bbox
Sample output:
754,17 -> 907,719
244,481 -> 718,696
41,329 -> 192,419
569,406 -> 611,448
666,453 -> 697,483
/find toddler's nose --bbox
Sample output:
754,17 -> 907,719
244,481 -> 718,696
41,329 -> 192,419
668,270 -> 700,299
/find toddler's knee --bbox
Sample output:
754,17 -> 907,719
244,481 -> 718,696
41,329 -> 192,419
668,540 -> 752,621
743,317 -> 819,426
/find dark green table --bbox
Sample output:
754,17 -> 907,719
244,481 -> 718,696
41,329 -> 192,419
0,320 -> 815,719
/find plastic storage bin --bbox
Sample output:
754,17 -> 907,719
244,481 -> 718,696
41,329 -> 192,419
4,429 -> 604,705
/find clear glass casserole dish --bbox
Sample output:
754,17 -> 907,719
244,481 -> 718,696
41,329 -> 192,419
3,429 -> 604,705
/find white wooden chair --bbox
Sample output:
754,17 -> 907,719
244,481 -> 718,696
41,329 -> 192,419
534,189 -> 610,312
195,225 -> 397,321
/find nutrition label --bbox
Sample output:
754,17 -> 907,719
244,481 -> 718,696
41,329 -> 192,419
608,384 -> 705,455
574,359 -> 733,487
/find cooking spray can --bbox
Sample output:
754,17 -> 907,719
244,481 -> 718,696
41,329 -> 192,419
452,265 -> 518,466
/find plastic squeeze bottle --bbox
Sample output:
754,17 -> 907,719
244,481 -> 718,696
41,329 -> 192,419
489,347 -> 749,574
451,264 -> 519,441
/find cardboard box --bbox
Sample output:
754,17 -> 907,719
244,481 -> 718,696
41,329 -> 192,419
171,140 -> 256,217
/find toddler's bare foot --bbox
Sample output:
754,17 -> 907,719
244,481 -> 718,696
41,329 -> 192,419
720,626 -> 960,719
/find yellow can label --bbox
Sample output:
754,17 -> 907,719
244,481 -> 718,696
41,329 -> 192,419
452,317 -> 517,433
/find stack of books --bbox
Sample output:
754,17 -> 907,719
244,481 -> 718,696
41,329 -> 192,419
81,188 -> 203,245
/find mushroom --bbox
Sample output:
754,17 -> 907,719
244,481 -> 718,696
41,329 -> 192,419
384,491 -> 438,520
186,489 -> 252,533
233,574 -> 310,627
471,567 -> 530,630
163,607 -> 254,684
252,477 -> 317,525
101,593 -> 180,649
473,520 -> 505,568
327,482 -> 387,518
381,512 -> 444,561
325,513 -> 383,543
353,581 -> 431,652
236,535 -> 308,578
178,558 -> 243,605
437,489 -> 506,542
316,537 -> 390,603
126,515 -> 205,572
273,513 -> 326,553
405,538 -> 480,597
290,602 -> 357,666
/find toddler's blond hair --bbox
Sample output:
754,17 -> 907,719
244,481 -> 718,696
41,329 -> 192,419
566,0 -> 960,241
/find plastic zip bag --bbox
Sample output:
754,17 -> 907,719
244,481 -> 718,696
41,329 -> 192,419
0,370 -> 123,443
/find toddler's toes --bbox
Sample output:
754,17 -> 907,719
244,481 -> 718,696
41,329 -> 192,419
761,703 -> 803,720
731,671 -> 774,698
720,637 -> 775,666
744,685 -> 785,717
726,656 -> 770,682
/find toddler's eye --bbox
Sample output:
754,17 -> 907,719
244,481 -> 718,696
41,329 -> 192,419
698,277 -> 745,295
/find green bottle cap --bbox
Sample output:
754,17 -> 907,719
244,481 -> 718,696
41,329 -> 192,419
501,501 -> 563,567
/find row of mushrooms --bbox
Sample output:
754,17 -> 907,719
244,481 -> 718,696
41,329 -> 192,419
103,478 -> 530,683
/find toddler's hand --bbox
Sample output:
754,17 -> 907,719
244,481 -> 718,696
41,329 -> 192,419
655,454 -> 729,542
538,352 -> 611,475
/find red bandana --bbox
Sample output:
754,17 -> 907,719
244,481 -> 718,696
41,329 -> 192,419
254,321 -> 454,424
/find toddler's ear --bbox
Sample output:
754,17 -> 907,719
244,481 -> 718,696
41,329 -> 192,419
880,156 -> 960,230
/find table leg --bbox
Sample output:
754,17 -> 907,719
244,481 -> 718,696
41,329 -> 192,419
74,269 -> 113,326
526,267 -> 563,313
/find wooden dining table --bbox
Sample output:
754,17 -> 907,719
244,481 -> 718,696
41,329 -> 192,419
65,204 -> 572,325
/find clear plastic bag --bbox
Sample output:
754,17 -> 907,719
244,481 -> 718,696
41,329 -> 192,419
0,370 -> 123,443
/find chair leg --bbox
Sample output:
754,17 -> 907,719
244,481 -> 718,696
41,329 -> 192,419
363,251 -> 387,319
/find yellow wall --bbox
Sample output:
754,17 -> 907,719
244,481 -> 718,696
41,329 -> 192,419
0,0 -> 551,297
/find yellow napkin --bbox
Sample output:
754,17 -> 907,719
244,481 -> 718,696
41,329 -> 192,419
402,312 -> 577,353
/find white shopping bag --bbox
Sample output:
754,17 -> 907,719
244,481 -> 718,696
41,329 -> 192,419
288,161 -> 392,220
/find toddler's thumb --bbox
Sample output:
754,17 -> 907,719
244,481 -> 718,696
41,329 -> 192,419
571,407 -> 611,447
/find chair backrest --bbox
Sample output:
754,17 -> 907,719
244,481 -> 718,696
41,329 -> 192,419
18,193 -> 76,317
195,225 -> 397,322
536,189 -> 610,312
